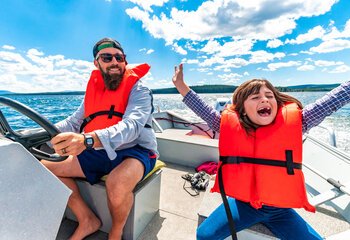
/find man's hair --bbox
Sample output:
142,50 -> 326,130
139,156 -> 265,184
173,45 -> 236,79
93,37 -> 124,58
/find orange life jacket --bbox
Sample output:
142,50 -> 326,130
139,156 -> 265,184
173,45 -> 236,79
212,103 -> 315,212
81,63 -> 150,133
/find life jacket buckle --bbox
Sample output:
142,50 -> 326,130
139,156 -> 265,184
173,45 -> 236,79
108,105 -> 115,119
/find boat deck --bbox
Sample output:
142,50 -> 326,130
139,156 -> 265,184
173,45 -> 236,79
57,162 -> 350,240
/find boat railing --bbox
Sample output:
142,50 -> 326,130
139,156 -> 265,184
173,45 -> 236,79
314,125 -> 337,147
152,117 -> 164,133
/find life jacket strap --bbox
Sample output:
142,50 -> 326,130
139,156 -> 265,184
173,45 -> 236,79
218,162 -> 238,240
79,107 -> 152,133
220,151 -> 301,175
79,109 -> 124,133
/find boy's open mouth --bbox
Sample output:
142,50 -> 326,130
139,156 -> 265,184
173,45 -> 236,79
257,107 -> 271,116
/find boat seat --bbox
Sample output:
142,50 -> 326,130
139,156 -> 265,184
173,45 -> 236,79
65,159 -> 165,240
155,128 -> 219,168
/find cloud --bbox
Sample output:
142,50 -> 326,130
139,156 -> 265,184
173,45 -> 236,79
139,48 -> 154,54
152,79 -> 173,87
199,38 -> 255,58
2,45 -> 15,50
324,19 -> 350,40
0,48 -> 94,93
172,43 -> 187,55
309,39 -> 350,53
146,49 -> 154,54
267,39 -> 283,48
328,65 -> 350,73
265,61 -> 301,71
200,39 -> 221,54
303,19 -> 350,54
125,0 -> 346,78
314,60 -> 343,67
126,0 -> 337,44
185,59 -> 199,64
285,25 -> 325,45
218,72 -> 242,83
197,67 -> 211,73
216,39 -> 255,57
214,58 -> 249,70
126,0 -> 170,12
198,55 -> 225,67
141,71 -> 154,84
249,51 -> 285,64
297,64 -> 315,71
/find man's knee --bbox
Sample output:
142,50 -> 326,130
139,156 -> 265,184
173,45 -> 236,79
40,156 -> 83,177
105,179 -> 134,209
105,173 -> 133,198
107,158 -> 143,185
40,160 -> 57,175
106,174 -> 125,193
105,158 -> 144,200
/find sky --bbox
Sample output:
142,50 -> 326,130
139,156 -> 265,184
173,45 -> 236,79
0,0 -> 349,93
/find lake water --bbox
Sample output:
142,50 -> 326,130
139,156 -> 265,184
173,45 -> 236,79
1,92 -> 349,153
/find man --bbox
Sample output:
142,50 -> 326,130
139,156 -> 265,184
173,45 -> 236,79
41,37 -> 158,240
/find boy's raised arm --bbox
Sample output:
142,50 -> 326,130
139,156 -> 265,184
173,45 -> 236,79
172,63 -> 191,97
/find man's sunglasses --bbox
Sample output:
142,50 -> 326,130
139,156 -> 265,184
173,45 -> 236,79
97,53 -> 126,63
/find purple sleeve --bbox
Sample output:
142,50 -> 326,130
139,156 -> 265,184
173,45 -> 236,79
302,81 -> 350,133
182,90 -> 221,132
181,81 -> 350,134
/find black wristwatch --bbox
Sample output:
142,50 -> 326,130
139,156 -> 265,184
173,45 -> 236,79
83,134 -> 94,149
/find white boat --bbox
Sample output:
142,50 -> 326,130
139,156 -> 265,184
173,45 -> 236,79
1,96 -> 350,240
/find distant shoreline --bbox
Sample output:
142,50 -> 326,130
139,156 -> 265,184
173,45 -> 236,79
0,83 -> 341,95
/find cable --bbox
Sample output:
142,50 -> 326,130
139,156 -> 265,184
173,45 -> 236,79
155,117 -> 216,139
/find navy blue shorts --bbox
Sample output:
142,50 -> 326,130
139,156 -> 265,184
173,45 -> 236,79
77,145 -> 157,185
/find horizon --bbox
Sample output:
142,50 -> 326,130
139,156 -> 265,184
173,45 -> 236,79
0,0 -> 350,93
0,82 -> 341,95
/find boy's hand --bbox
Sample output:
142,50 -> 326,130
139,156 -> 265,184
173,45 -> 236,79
172,63 -> 190,97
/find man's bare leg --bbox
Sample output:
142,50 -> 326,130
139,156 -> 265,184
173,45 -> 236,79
105,158 -> 144,240
42,157 -> 101,240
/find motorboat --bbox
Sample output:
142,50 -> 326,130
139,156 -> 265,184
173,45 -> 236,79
1,96 -> 349,240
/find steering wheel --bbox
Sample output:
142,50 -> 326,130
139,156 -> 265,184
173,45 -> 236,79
0,96 -> 67,161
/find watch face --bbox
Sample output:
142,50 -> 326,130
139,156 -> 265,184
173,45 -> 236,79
84,134 -> 94,148
86,138 -> 94,145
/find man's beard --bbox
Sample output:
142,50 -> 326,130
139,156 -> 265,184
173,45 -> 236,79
101,65 -> 125,90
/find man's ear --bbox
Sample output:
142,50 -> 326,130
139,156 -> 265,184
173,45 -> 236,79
94,59 -> 99,68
